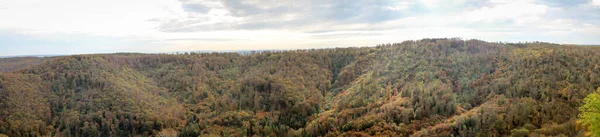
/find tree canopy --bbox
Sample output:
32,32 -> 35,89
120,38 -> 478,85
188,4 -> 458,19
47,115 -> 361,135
0,39 -> 599,136
580,88 -> 600,136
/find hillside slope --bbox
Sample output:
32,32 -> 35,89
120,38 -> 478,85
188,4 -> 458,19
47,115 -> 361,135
1,39 -> 599,136
0,57 -> 50,72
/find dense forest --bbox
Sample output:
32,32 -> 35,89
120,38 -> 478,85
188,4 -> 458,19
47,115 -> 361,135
0,57 -> 49,72
1,38 -> 600,136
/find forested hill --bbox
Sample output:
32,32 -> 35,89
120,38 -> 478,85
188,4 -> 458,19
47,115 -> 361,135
1,38 -> 600,136
0,57 -> 50,72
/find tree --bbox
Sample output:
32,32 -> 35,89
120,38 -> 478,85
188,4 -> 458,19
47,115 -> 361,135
579,88 -> 600,136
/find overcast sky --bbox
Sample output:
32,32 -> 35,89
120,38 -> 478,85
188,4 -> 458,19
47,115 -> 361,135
0,0 -> 599,56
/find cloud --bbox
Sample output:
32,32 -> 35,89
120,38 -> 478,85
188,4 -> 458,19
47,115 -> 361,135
0,0 -> 599,56
144,0 -> 600,47
546,3 -> 600,23
156,0 -> 413,32
594,0 -> 600,6
155,0 -> 576,34
181,3 -> 210,13
537,0 -> 589,7
457,1 -> 548,30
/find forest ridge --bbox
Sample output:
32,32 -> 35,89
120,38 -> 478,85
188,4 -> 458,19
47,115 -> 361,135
1,38 -> 600,136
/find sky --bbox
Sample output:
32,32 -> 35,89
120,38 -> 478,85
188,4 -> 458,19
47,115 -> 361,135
0,0 -> 599,56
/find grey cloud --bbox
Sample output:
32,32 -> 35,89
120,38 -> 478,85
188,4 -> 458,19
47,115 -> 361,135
559,7 -> 600,21
157,0 -> 414,32
155,0 -> 600,34
236,21 -> 283,30
182,3 -> 210,13
318,0 -> 398,21
179,0 -> 211,13
222,0 -> 408,23
537,0 -> 590,7
220,0 -> 281,17
542,2 -> 600,25
158,21 -> 234,32
536,0 -> 599,23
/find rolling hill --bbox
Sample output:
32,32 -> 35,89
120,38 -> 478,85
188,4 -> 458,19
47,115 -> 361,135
1,38 -> 599,136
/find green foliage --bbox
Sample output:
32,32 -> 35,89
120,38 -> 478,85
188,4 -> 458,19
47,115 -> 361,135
580,88 -> 600,136
510,128 -> 530,137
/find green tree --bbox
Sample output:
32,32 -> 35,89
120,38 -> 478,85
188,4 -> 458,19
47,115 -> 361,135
579,88 -> 600,136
